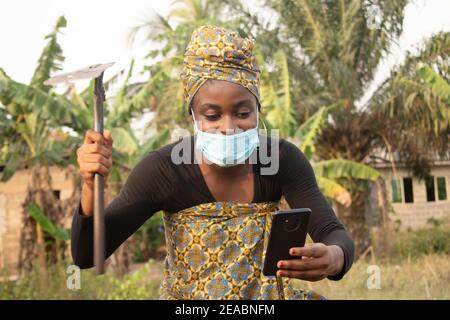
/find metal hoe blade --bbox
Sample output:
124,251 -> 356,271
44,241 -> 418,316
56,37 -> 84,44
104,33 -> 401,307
43,62 -> 114,85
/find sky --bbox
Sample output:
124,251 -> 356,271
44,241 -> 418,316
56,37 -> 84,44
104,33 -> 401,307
358,0 -> 450,106
0,0 -> 172,88
1,0 -> 449,134
0,0 -> 173,139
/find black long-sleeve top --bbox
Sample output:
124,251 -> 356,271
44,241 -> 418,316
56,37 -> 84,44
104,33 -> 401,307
71,135 -> 355,280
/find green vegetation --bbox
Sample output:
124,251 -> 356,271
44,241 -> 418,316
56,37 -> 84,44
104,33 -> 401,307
0,0 -> 449,299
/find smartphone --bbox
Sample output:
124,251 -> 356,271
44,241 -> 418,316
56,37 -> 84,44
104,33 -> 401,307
262,208 -> 311,276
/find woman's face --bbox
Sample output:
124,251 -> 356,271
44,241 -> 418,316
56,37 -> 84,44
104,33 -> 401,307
191,80 -> 258,134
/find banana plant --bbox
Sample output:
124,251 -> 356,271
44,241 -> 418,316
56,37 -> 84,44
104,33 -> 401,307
28,204 -> 70,241
0,15 -> 168,272
255,46 -> 380,207
416,62 -> 450,105
294,102 -> 380,207
0,16 -> 94,271
0,16 -> 93,182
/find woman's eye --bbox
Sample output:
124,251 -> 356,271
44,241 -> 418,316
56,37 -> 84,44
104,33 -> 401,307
236,112 -> 250,118
205,114 -> 220,121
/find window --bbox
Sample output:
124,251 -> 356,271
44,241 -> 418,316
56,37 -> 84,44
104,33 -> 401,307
53,190 -> 60,200
391,177 -> 414,203
391,179 -> 403,203
436,177 -> 447,201
403,177 -> 414,203
426,176 -> 447,202
426,176 -> 435,202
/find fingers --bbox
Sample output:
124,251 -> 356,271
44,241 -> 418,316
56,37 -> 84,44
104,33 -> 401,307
78,143 -> 111,159
84,129 -> 113,146
276,269 -> 327,282
78,151 -> 112,175
79,162 -> 111,178
289,243 -> 327,258
84,129 -> 103,144
78,130 -> 114,183
82,153 -> 112,168
104,129 -> 113,147
277,257 -> 327,272
277,243 -> 332,281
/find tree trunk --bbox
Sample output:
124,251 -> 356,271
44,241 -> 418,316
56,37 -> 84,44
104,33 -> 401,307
335,183 -> 371,257
18,164 -> 81,274
315,112 -> 383,258
372,177 -> 395,259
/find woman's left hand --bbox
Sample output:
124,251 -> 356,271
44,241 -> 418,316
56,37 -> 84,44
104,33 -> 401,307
276,243 -> 344,281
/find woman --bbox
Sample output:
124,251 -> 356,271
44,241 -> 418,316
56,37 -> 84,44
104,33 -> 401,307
72,26 -> 355,300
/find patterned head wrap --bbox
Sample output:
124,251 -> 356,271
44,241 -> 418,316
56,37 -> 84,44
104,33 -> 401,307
181,25 -> 261,110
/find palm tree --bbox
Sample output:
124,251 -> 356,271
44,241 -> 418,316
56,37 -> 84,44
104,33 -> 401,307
369,32 -> 450,179
221,0 -> 450,255
295,104 -> 380,208
127,0 -> 252,132
125,0 -> 386,254
128,0 -> 449,255
258,49 -> 380,207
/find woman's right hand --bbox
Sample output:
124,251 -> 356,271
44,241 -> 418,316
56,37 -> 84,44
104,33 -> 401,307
76,129 -> 113,189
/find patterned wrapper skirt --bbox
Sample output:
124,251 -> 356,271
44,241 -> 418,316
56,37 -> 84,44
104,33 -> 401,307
159,201 -> 326,300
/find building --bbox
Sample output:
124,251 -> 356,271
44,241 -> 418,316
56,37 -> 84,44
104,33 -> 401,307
0,165 -> 77,276
371,157 -> 450,230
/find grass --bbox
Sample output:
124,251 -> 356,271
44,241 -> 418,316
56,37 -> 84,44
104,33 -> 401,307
1,225 -> 449,300
292,254 -> 450,300
1,253 -> 448,300
0,259 -> 163,300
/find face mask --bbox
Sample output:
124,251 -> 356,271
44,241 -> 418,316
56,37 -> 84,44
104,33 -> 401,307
192,110 -> 260,167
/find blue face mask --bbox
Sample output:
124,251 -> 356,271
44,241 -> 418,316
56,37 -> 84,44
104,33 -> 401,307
192,111 -> 260,167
